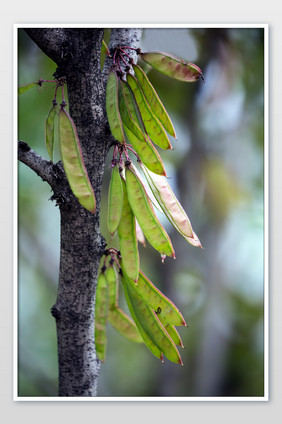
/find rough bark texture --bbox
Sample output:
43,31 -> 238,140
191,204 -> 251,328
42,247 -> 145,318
19,27 -> 143,396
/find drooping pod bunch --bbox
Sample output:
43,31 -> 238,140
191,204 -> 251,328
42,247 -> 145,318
102,44 -> 204,364
19,76 -> 96,214
95,248 -> 185,364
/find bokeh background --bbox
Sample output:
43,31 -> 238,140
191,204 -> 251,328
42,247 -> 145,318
17,27 -> 265,397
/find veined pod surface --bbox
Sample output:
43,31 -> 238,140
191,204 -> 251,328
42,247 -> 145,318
132,64 -> 176,138
107,165 -> 123,235
108,308 -> 143,343
106,70 -> 126,144
58,107 -> 96,213
126,73 -> 172,150
141,164 -> 194,239
121,276 -> 164,362
158,315 -> 184,347
139,51 -> 203,82
125,165 -> 175,258
123,269 -> 186,326
123,276 -> 182,364
45,103 -> 58,162
118,178 -> 139,281
95,271 -> 108,362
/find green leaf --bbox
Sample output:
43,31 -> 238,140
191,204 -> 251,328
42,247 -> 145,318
18,82 -> 39,95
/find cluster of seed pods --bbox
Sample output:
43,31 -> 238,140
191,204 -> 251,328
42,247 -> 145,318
101,43 -> 204,364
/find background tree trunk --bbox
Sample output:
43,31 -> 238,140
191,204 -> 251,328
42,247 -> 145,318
19,27 -> 142,396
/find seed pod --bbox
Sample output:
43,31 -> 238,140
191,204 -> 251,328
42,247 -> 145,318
107,165 -> 123,235
45,103 -> 58,162
18,81 -> 39,95
101,39 -> 111,57
105,263 -> 119,310
118,80 -> 166,176
135,219 -> 146,247
139,51 -> 203,82
132,64 -> 176,138
106,70 -> 126,144
158,315 -> 184,347
123,269 -> 186,326
125,164 -> 175,259
126,73 -> 172,150
58,107 -> 96,213
141,164 -> 195,240
117,177 -> 139,282
95,270 -> 108,362
108,308 -> 143,343
122,278 -> 164,361
122,275 -> 183,364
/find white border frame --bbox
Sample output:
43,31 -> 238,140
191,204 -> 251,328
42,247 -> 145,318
13,23 -> 269,402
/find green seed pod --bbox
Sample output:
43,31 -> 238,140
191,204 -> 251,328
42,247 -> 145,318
126,73 -> 172,150
108,308 -> 143,343
158,315 -> 184,347
118,178 -> 139,282
123,269 -> 186,326
105,263 -> 119,310
95,270 -> 108,362
139,51 -> 203,82
122,275 -> 183,364
58,107 -> 96,213
132,64 -> 176,138
107,165 -> 123,235
106,70 -> 126,144
125,164 -> 175,259
45,103 -> 58,162
18,81 -> 39,95
121,275 -> 164,362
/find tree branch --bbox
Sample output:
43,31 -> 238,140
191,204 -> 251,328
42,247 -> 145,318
18,141 -> 58,185
24,28 -> 68,65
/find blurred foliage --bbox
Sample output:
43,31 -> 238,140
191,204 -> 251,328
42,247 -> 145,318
18,27 -> 265,397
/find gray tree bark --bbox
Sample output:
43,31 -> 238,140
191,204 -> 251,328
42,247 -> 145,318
19,27 -> 142,396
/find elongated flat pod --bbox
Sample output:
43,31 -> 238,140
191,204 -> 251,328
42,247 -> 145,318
108,307 -> 143,343
95,271 -> 108,362
123,276 -> 182,364
126,73 -> 172,150
141,164 -> 194,239
58,107 -> 96,213
105,263 -> 118,310
158,315 -> 184,347
107,165 -> 123,235
122,278 -> 164,361
123,269 -> 186,326
125,164 -> 175,258
139,51 -> 203,82
106,70 -> 126,144
45,103 -> 58,161
132,64 -> 176,138
117,178 -> 139,281
18,81 -> 39,95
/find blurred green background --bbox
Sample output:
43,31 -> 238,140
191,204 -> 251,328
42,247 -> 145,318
17,27 -> 265,397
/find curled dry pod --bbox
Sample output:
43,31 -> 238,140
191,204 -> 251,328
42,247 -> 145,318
139,51 -> 203,82
123,269 -> 186,326
122,278 -> 164,362
45,102 -> 58,161
117,177 -> 139,282
95,270 -> 108,362
106,70 -> 126,144
125,164 -> 175,259
58,107 -> 96,213
126,73 -> 172,150
107,165 -> 123,235
118,80 -> 166,176
141,164 -> 202,247
122,274 -> 183,364
132,64 -> 176,138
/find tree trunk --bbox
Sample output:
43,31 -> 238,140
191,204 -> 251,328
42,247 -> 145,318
19,27 -> 142,396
